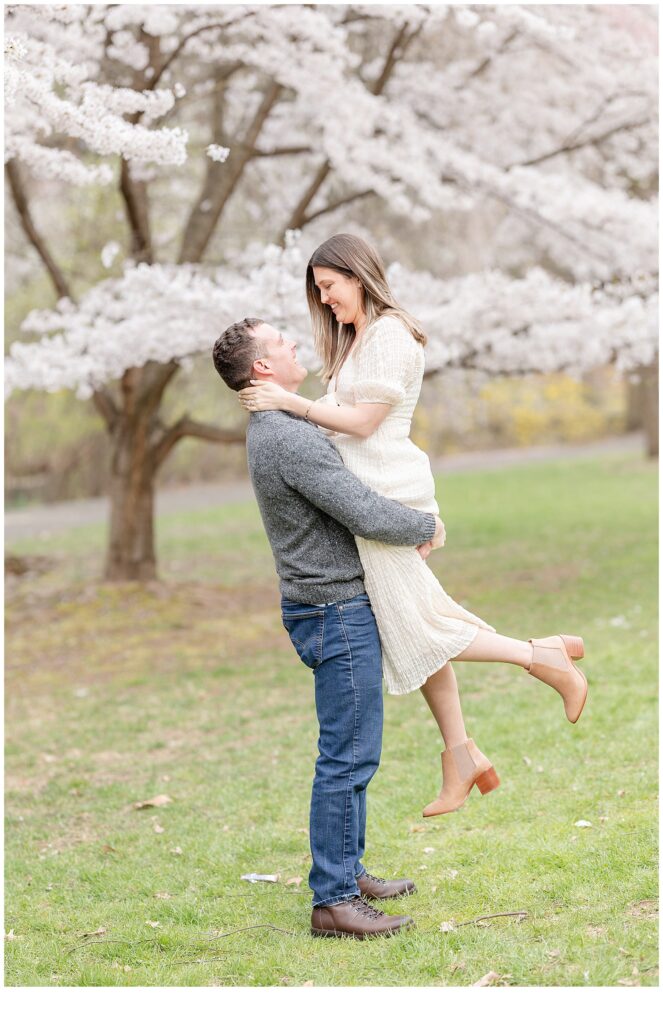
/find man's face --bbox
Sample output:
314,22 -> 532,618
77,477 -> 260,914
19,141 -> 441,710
250,322 -> 308,391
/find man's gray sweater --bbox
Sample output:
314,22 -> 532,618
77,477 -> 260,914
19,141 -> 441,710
246,410 -> 436,604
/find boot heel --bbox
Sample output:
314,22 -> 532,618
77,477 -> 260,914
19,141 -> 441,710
560,634 -> 584,660
475,766 -> 500,795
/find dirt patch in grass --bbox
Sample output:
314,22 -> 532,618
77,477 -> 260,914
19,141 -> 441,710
628,900 -> 658,920
499,561 -> 582,589
5,579 -> 290,695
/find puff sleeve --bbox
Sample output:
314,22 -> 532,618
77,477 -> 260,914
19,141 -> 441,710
351,316 -> 416,406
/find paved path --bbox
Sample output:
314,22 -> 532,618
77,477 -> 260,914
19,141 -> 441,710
4,433 -> 644,543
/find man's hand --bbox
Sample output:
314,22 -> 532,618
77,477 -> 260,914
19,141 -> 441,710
431,515 -> 446,549
417,516 -> 445,560
417,540 -> 433,560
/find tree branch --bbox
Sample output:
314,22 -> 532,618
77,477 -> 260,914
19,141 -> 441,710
179,78 -> 283,263
249,145 -> 312,159
370,22 -> 422,96
282,22 -> 420,236
515,117 -> 651,169
92,389 -> 120,431
119,158 -> 153,263
298,189 -> 375,229
6,162 -> 122,430
139,360 -> 181,418
5,158 -> 72,300
282,160 -> 332,233
458,30 -> 518,86
152,415 -> 246,468
147,16 -> 258,92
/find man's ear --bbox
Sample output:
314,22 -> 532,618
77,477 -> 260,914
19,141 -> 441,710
252,358 -> 274,378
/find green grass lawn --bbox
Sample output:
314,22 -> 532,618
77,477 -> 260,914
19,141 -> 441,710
4,452 -> 658,986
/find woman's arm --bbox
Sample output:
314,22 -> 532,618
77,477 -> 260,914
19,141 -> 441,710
239,380 -> 390,438
287,390 -> 390,438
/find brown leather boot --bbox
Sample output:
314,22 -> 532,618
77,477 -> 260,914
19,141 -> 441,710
528,634 -> 587,723
311,895 -> 415,939
422,737 -> 500,817
357,871 -> 416,900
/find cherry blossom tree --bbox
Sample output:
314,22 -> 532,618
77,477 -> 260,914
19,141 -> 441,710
5,3 -> 658,580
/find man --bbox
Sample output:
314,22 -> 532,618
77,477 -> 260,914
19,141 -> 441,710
212,318 -> 445,939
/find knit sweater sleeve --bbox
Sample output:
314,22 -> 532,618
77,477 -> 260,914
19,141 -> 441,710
276,421 -> 436,546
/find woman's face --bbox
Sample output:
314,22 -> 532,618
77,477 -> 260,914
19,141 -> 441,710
312,266 -> 364,325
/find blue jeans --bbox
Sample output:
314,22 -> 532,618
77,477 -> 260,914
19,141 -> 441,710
281,592 -> 384,907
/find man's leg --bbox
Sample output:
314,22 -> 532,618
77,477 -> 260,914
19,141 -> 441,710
308,594 -> 383,907
355,787 -> 368,882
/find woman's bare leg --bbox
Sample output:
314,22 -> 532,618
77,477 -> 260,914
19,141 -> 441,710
453,628 -> 532,669
420,662 -> 467,748
421,631 -> 533,742
420,658 -> 498,816
419,629 -> 532,748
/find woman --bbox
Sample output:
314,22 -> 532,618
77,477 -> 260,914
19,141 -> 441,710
238,234 -> 588,817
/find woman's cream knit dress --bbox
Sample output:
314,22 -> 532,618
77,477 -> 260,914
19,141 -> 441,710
317,315 -> 495,696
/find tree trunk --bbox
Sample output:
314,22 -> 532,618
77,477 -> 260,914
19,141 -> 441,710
624,375 -> 644,431
105,414 -> 158,581
642,357 -> 659,458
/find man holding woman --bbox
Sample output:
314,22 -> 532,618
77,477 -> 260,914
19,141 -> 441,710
212,234 -> 588,938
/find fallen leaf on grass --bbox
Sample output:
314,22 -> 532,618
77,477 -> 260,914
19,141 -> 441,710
302,980 -> 314,986
472,971 -> 501,987
423,847 -> 435,853
170,847 -> 183,856
101,844 -> 117,855
449,961 -> 465,974
78,927 -> 106,939
154,892 -> 172,900
241,873 -> 279,884
439,921 -> 455,932
133,794 -> 172,810
522,756 -> 532,767
4,930 -> 18,941
574,820 -> 593,828
409,825 -> 426,833
152,819 -> 165,834
547,949 -> 561,959
286,877 -> 303,886
145,921 -> 161,928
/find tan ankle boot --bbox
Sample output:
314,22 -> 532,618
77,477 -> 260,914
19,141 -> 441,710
528,634 -> 588,723
422,738 -> 500,817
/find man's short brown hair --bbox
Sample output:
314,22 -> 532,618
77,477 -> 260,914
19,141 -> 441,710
212,317 -> 265,391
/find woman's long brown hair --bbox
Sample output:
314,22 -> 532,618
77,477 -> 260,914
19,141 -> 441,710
306,234 -> 427,384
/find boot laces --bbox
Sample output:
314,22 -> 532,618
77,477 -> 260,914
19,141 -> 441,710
363,872 -> 387,884
347,895 -> 385,919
